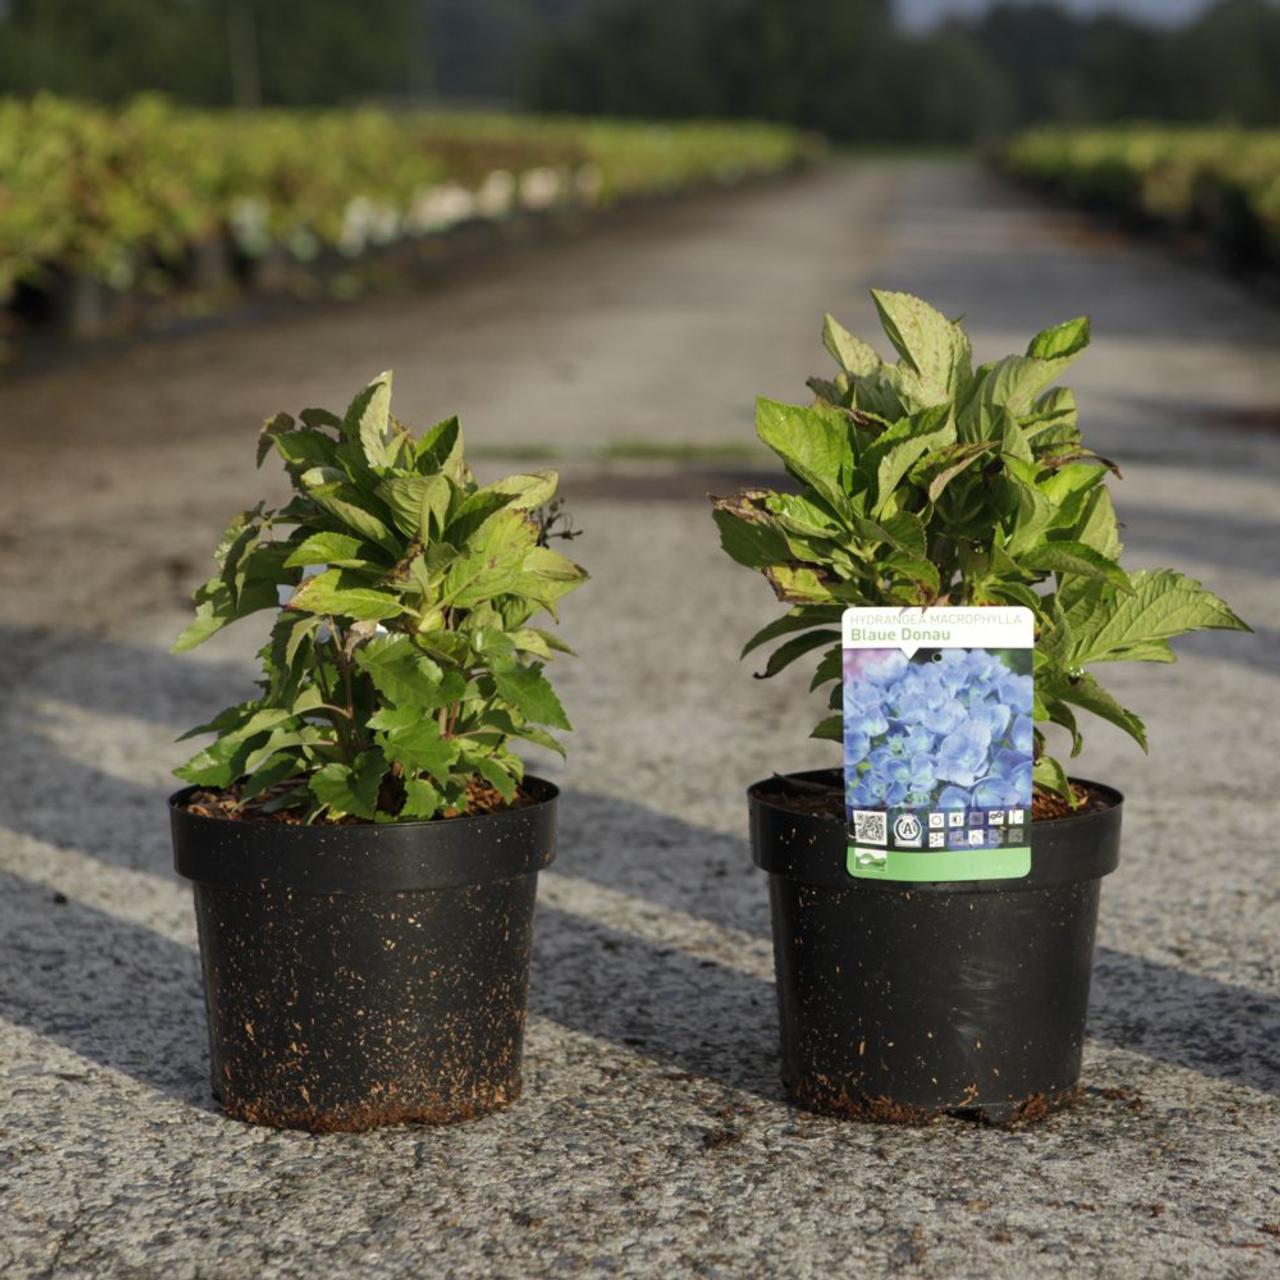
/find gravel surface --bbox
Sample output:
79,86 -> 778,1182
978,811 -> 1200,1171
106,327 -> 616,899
1,160 -> 1278,1279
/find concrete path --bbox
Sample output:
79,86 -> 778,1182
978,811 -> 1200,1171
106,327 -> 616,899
1,160 -> 1278,1278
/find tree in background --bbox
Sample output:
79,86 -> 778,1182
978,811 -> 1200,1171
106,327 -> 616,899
528,0 -> 1280,142
0,0 -> 416,106
527,0 -> 1010,143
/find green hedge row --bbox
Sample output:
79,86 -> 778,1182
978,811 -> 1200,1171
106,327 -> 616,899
1001,126 -> 1280,269
0,95 -> 817,304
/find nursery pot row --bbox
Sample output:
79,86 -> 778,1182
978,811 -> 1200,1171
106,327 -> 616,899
172,768 -> 1120,1131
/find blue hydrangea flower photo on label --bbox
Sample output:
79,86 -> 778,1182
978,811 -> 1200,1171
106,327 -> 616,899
842,608 -> 1035,882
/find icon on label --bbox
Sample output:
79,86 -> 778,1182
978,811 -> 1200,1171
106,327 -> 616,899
1007,827 -> 1025,844
1008,808 -> 1025,825
989,810 -> 1005,825
968,829 -> 984,847
893,813 -> 923,847
928,812 -> 945,829
969,810 -> 983,826
928,831 -> 945,849
948,811 -> 965,828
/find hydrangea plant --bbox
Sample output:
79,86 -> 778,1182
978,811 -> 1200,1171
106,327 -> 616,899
173,372 -> 587,822
712,290 -> 1249,803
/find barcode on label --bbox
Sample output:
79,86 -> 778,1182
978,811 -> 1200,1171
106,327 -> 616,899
852,810 -> 887,846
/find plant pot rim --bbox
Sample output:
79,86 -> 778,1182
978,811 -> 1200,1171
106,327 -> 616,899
748,767 -> 1121,893
170,775 -> 558,894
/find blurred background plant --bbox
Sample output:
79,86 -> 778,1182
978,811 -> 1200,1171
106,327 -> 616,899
1,0 -> 1278,338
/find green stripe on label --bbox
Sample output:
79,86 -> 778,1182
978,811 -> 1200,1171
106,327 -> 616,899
848,846 -> 1031,882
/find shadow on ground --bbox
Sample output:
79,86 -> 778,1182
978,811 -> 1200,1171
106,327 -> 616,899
1,627 -> 1276,1110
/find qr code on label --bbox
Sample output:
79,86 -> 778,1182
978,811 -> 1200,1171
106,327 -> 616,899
852,810 -> 887,846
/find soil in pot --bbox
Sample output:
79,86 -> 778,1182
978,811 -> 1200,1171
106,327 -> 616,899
749,769 -> 1122,1126
171,776 -> 558,1133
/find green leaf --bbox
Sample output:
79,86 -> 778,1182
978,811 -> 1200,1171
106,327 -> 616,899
283,531 -> 384,570
309,750 -> 386,820
493,663 -> 571,730
753,629 -> 841,679
1065,569 -> 1250,666
926,441 -> 995,503
257,412 -> 295,468
300,467 -> 400,554
1033,755 -> 1074,802
378,473 -> 452,540
369,710 -> 457,778
415,414 -> 464,478
174,708 -> 293,786
287,569 -> 409,622
822,312 -> 883,378
485,471 -> 559,510
1018,541 -> 1131,593
172,576 -> 278,653
754,398 -> 853,509
870,289 -> 971,403
740,606 -> 844,658
1027,316 -> 1090,361
1051,673 -> 1148,752
711,502 -> 790,569
811,714 -> 843,742
355,634 -> 465,708
400,778 -> 443,819
344,371 -> 395,472
763,564 -> 839,604
443,509 -> 538,608
510,627 -> 575,659
473,755 -> 518,802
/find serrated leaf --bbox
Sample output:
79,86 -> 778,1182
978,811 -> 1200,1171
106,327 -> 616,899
472,755 -> 518,802
823,312 -> 883,378
755,398 -> 853,510
493,663 -> 571,729
870,289 -> 972,403
378,473 -> 452,540
369,711 -> 457,778
344,371 -> 394,471
300,468 -> 400,554
1018,540 -> 1130,592
354,634 -> 466,708
1048,672 -> 1148,752
287,569 -> 409,622
283,531 -> 384,570
400,778 -> 443,819
309,750 -> 386,820
1065,569 -> 1250,666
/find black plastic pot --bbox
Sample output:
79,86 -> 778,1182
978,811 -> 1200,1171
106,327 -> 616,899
170,778 -> 557,1133
749,769 -> 1121,1124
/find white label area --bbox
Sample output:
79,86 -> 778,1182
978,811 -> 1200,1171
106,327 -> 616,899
842,607 -> 1034,659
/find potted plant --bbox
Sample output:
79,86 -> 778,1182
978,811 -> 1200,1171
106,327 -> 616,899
712,290 -> 1248,1123
169,372 -> 586,1132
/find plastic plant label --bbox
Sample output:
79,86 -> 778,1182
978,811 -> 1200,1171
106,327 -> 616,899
842,607 -> 1035,882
